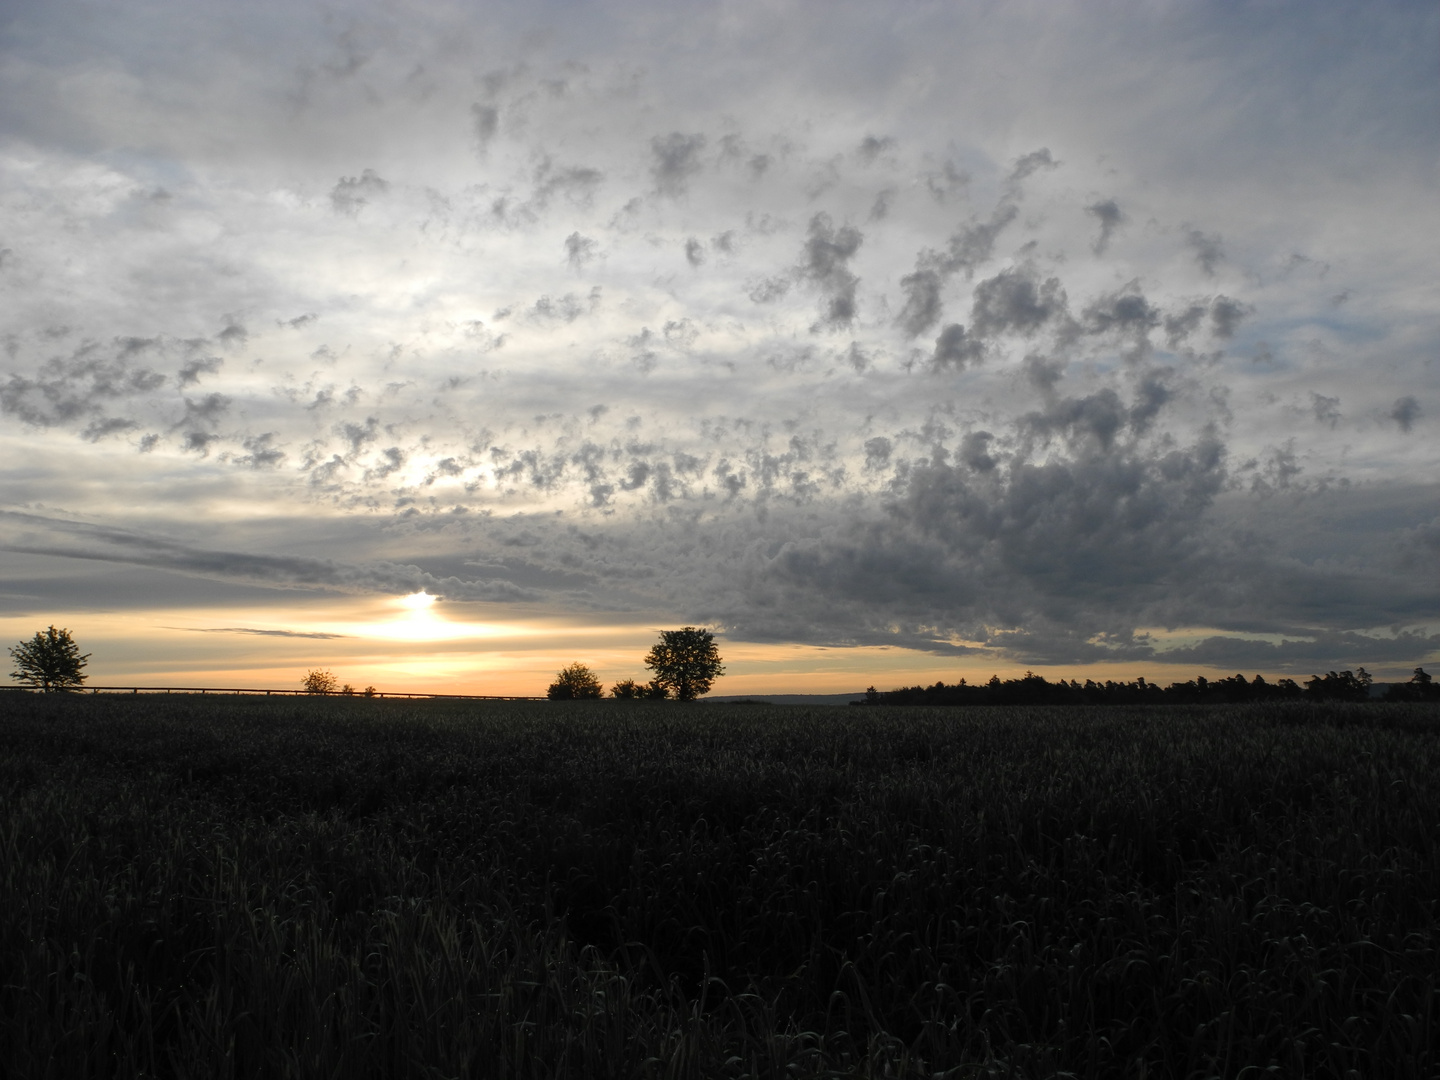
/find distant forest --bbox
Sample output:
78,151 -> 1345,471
862,667 -> 1440,706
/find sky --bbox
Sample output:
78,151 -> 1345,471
1,0 -> 1437,696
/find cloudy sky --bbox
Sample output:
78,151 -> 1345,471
2,0 -> 1436,695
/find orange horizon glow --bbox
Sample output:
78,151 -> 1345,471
4,593 -> 1427,698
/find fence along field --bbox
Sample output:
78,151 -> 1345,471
1,694 -> 1436,1078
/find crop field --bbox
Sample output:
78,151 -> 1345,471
1,695 -> 1437,1079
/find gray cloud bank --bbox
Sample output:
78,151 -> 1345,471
1,0 -> 1437,676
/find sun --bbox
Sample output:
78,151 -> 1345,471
398,591 -> 436,613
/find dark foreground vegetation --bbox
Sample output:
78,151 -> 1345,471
1,696 -> 1437,1078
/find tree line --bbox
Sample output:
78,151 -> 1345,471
10,623 -> 1436,706
860,667 -> 1440,706
547,627 -> 724,702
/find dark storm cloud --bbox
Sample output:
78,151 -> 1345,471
1391,396 -> 1420,432
1083,288 -> 1158,338
650,132 -> 707,197
1,341 -> 167,428
1086,199 -> 1124,254
959,431 -> 997,473
1161,295 -> 1251,349
930,323 -> 983,370
969,267 -> 1067,339
695,424 -> 1235,657
895,269 -> 944,339
895,200 -> 1021,337
1208,296 -> 1251,339
684,237 -> 705,267
1155,628 -> 1440,671
1021,389 -> 1129,451
797,213 -> 863,331
863,437 -> 892,470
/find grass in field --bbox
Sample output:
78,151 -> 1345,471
0,695 -> 1437,1078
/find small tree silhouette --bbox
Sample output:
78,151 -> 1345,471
302,670 -> 339,694
612,678 -> 670,700
547,662 -> 604,700
9,626 -> 90,692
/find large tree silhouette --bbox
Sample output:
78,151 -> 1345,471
9,626 -> 90,692
643,628 -> 724,701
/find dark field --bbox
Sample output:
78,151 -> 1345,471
1,696 -> 1437,1078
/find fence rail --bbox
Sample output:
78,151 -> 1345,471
1,684 -> 544,701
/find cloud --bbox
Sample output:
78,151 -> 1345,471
471,103 -> 499,147
0,511 -> 540,602
895,269 -> 944,338
650,132 -> 706,197
969,267 -> 1067,339
1391,396 -> 1420,432
1,341 -> 167,428
797,213 -> 863,330
895,200 -> 1021,337
856,134 -> 895,165
330,169 -> 389,216
924,160 -> 968,203
931,323 -> 983,370
1086,199 -> 1124,254
1208,296 -> 1251,339
174,626 -> 351,639
564,232 -> 597,269
1007,148 -> 1058,186
1185,228 -> 1225,275
1311,392 -> 1341,429
178,356 -> 223,386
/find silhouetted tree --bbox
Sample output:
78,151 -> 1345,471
1304,669 -> 1372,702
644,627 -> 724,701
1383,667 -> 1440,702
302,670 -> 339,694
611,677 -> 670,700
8,626 -> 90,692
548,662 -> 604,700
